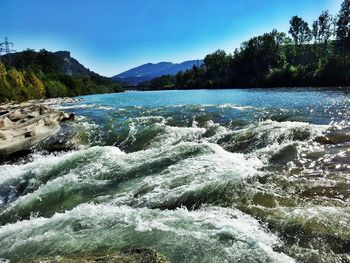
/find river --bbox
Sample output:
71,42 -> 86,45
0,88 -> 350,262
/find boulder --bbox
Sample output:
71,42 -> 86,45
315,132 -> 350,145
60,112 -> 75,122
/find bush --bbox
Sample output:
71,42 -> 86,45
24,72 -> 45,99
44,80 -> 68,98
0,62 -> 45,102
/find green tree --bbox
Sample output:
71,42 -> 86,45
312,20 -> 320,44
0,63 -> 14,101
289,16 -> 312,45
204,50 -> 230,80
231,30 -> 286,86
311,11 -> 334,61
336,0 -> 350,48
19,49 -> 38,71
44,80 -> 68,98
37,49 -> 63,73
24,71 -> 45,99
318,11 -> 334,45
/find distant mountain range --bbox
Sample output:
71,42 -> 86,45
112,60 -> 203,85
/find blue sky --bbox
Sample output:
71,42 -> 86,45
0,0 -> 343,76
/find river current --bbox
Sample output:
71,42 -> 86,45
0,89 -> 350,262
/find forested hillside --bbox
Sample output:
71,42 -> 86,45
0,49 -> 123,102
146,0 -> 350,89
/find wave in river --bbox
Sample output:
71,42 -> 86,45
1,90 -> 350,262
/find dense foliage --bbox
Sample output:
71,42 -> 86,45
0,63 -> 45,101
145,0 -> 350,89
0,49 -> 123,102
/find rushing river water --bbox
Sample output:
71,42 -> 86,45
1,89 -> 350,262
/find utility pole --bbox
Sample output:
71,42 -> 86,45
0,37 -> 16,65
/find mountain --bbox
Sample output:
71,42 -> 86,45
54,51 -> 100,77
1,50 -> 101,77
112,60 -> 203,85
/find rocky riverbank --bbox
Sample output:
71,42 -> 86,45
0,98 -> 80,159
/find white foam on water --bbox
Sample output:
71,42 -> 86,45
0,147 -> 124,185
53,103 -> 115,111
0,152 -> 70,184
0,106 -> 345,262
127,117 -> 229,148
217,103 -> 254,110
0,147 -> 125,213
150,124 -> 206,147
52,104 -> 94,110
0,204 -> 295,263
108,142 -> 262,208
245,120 -> 327,144
0,138 -> 265,231
175,103 -> 254,111
275,205 -> 350,239
229,120 -> 328,164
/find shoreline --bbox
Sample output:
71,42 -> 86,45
123,86 -> 350,93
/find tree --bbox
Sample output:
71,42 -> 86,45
230,30 -> 286,86
24,71 -> 45,99
318,11 -> 334,45
148,75 -> 175,89
37,49 -> 63,73
19,49 -> 38,71
337,0 -> 350,48
289,16 -> 312,45
204,50 -> 230,80
312,20 -> 320,44
336,0 -> 350,53
311,11 -> 334,60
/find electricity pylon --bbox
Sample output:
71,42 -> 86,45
0,37 -> 16,55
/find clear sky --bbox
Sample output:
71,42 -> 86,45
0,0 -> 343,77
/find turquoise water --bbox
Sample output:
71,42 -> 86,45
0,89 -> 350,262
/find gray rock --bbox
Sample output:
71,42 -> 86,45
0,98 -> 78,159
